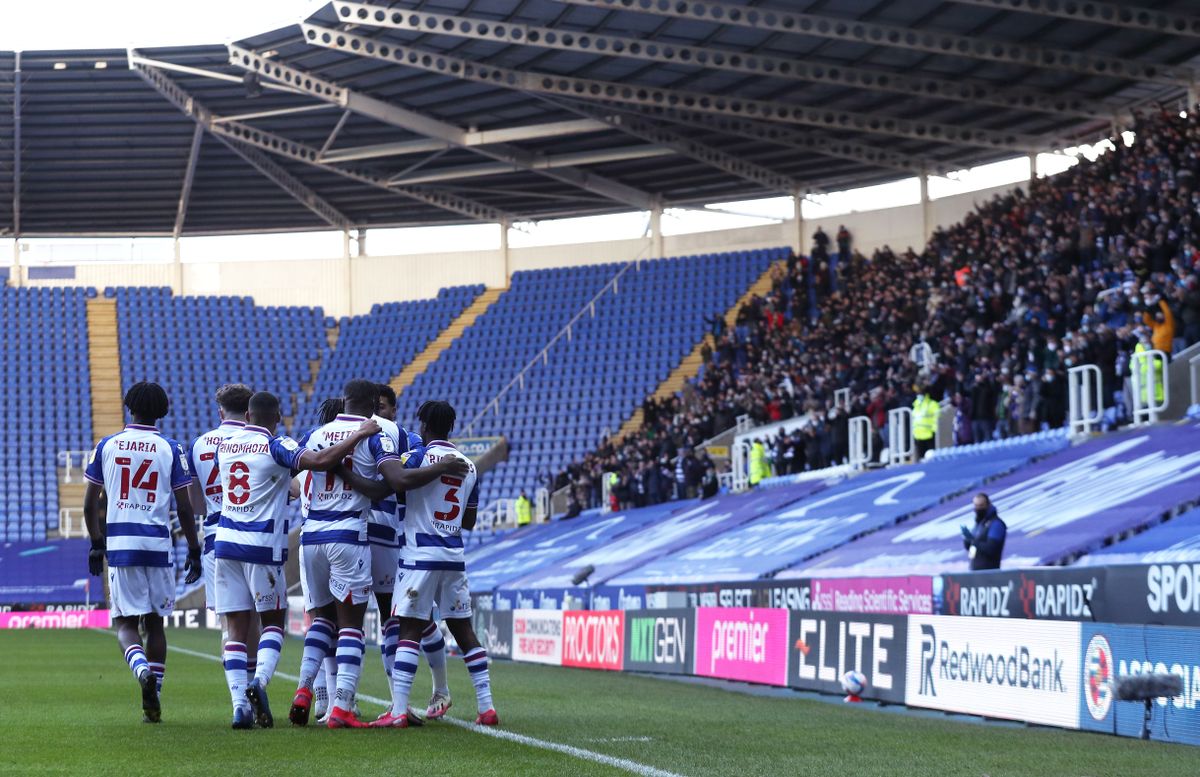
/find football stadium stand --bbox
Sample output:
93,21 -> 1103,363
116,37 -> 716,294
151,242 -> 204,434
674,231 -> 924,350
112,287 -> 327,443
0,287 -> 92,542
398,249 -> 786,505
297,283 -> 485,427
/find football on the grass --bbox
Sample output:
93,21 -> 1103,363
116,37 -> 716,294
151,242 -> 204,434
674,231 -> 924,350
840,671 -> 866,695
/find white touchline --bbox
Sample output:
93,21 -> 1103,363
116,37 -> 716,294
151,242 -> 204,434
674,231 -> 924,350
163,642 -> 685,777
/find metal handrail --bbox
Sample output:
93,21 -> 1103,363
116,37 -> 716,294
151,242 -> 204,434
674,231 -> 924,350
58,449 -> 93,483
464,239 -> 654,435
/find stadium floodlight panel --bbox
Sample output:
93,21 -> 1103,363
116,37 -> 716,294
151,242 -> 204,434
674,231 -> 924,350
333,0 -> 1113,120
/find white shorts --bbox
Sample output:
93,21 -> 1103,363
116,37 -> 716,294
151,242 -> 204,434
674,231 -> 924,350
203,552 -> 217,610
300,543 -> 372,611
108,566 -> 176,619
371,545 -> 401,595
391,568 -> 472,621
214,558 -> 286,614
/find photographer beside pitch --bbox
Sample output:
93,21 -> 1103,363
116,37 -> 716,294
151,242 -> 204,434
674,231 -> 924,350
960,493 -> 1006,570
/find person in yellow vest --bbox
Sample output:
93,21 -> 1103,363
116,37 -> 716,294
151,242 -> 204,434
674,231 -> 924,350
1134,338 -> 1165,407
912,384 -> 939,461
514,490 -> 532,528
748,439 -> 769,487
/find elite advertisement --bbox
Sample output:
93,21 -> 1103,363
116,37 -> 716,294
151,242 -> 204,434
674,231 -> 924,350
905,615 -> 1082,729
512,609 -> 564,666
693,607 -> 790,687
788,612 -> 907,702
624,608 -> 693,675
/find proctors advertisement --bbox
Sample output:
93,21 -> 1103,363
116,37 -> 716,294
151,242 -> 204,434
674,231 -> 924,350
905,615 -> 1081,728
693,607 -> 789,687
562,610 -> 625,671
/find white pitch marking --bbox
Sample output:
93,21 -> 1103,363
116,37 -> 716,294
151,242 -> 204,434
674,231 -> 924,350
164,642 -> 685,777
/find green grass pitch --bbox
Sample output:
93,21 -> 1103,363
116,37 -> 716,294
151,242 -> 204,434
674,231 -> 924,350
0,627 -> 1195,776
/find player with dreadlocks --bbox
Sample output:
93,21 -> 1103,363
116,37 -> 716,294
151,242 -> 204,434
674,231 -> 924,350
83,381 -> 201,723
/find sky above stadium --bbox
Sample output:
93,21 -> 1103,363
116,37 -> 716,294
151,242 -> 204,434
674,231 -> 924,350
0,0 -> 323,50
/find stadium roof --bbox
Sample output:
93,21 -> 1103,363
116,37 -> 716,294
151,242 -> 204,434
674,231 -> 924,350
3,0 -> 1200,236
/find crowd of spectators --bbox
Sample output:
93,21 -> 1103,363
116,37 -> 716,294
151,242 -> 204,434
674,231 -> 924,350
551,105 -> 1200,510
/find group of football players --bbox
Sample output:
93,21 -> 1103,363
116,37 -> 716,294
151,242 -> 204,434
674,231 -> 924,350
84,379 -> 497,729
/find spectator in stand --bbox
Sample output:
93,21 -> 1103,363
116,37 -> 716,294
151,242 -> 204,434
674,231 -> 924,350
836,225 -> 851,257
552,106 -> 1200,501
912,385 -> 939,460
700,461 -> 719,499
962,493 -> 1006,570
812,226 -> 830,261
1143,293 -> 1176,355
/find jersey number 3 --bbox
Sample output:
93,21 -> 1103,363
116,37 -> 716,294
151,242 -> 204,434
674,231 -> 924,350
434,475 -> 462,522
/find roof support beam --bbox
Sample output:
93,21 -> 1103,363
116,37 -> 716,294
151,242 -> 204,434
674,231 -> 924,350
388,145 -> 673,184
300,24 -> 1049,152
333,0 -> 1110,119
173,123 -> 204,238
211,103 -> 337,124
132,58 -> 515,224
12,52 -> 19,237
945,0 -> 1200,40
554,0 -> 1198,86
619,106 -> 937,176
320,119 -> 610,163
319,109 -> 352,157
228,45 -> 657,210
215,136 -> 350,230
545,100 -> 801,192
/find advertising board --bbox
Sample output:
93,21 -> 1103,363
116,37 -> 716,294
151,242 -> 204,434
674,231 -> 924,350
905,615 -> 1081,728
562,610 -> 625,671
512,609 -> 564,665
811,576 -> 932,615
624,608 -> 693,675
694,607 -> 789,687
788,612 -> 907,702
0,609 -> 111,629
1078,624 -> 1200,745
472,608 -> 513,660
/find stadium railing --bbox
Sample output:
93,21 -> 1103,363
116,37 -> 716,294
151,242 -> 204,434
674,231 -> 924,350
57,450 -> 92,483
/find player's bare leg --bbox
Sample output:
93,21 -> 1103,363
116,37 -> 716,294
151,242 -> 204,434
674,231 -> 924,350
115,615 -> 159,723
445,618 -> 497,725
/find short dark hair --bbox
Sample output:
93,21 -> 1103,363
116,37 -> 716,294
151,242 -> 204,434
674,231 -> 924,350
377,383 -> 396,407
249,391 -> 281,418
124,382 -> 169,421
317,397 -> 344,425
215,383 -> 253,414
343,379 -> 378,412
417,400 -> 456,438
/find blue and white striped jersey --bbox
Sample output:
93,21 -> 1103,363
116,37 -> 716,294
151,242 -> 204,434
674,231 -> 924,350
367,415 -> 407,550
85,424 -> 193,568
399,440 -> 479,572
188,420 -> 246,556
300,414 -> 399,547
214,425 -> 306,564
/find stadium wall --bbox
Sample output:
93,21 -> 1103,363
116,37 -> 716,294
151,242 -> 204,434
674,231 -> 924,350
14,180 -> 1020,316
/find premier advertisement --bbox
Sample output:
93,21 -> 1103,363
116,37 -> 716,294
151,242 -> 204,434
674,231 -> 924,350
788,613 -> 907,703
512,609 -> 564,665
905,615 -> 1082,729
1079,624 -> 1200,745
694,607 -> 790,687
624,608 -> 693,675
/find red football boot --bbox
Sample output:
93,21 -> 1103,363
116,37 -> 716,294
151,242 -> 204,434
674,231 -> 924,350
326,706 -> 368,728
475,709 -> 500,726
289,687 -> 313,727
